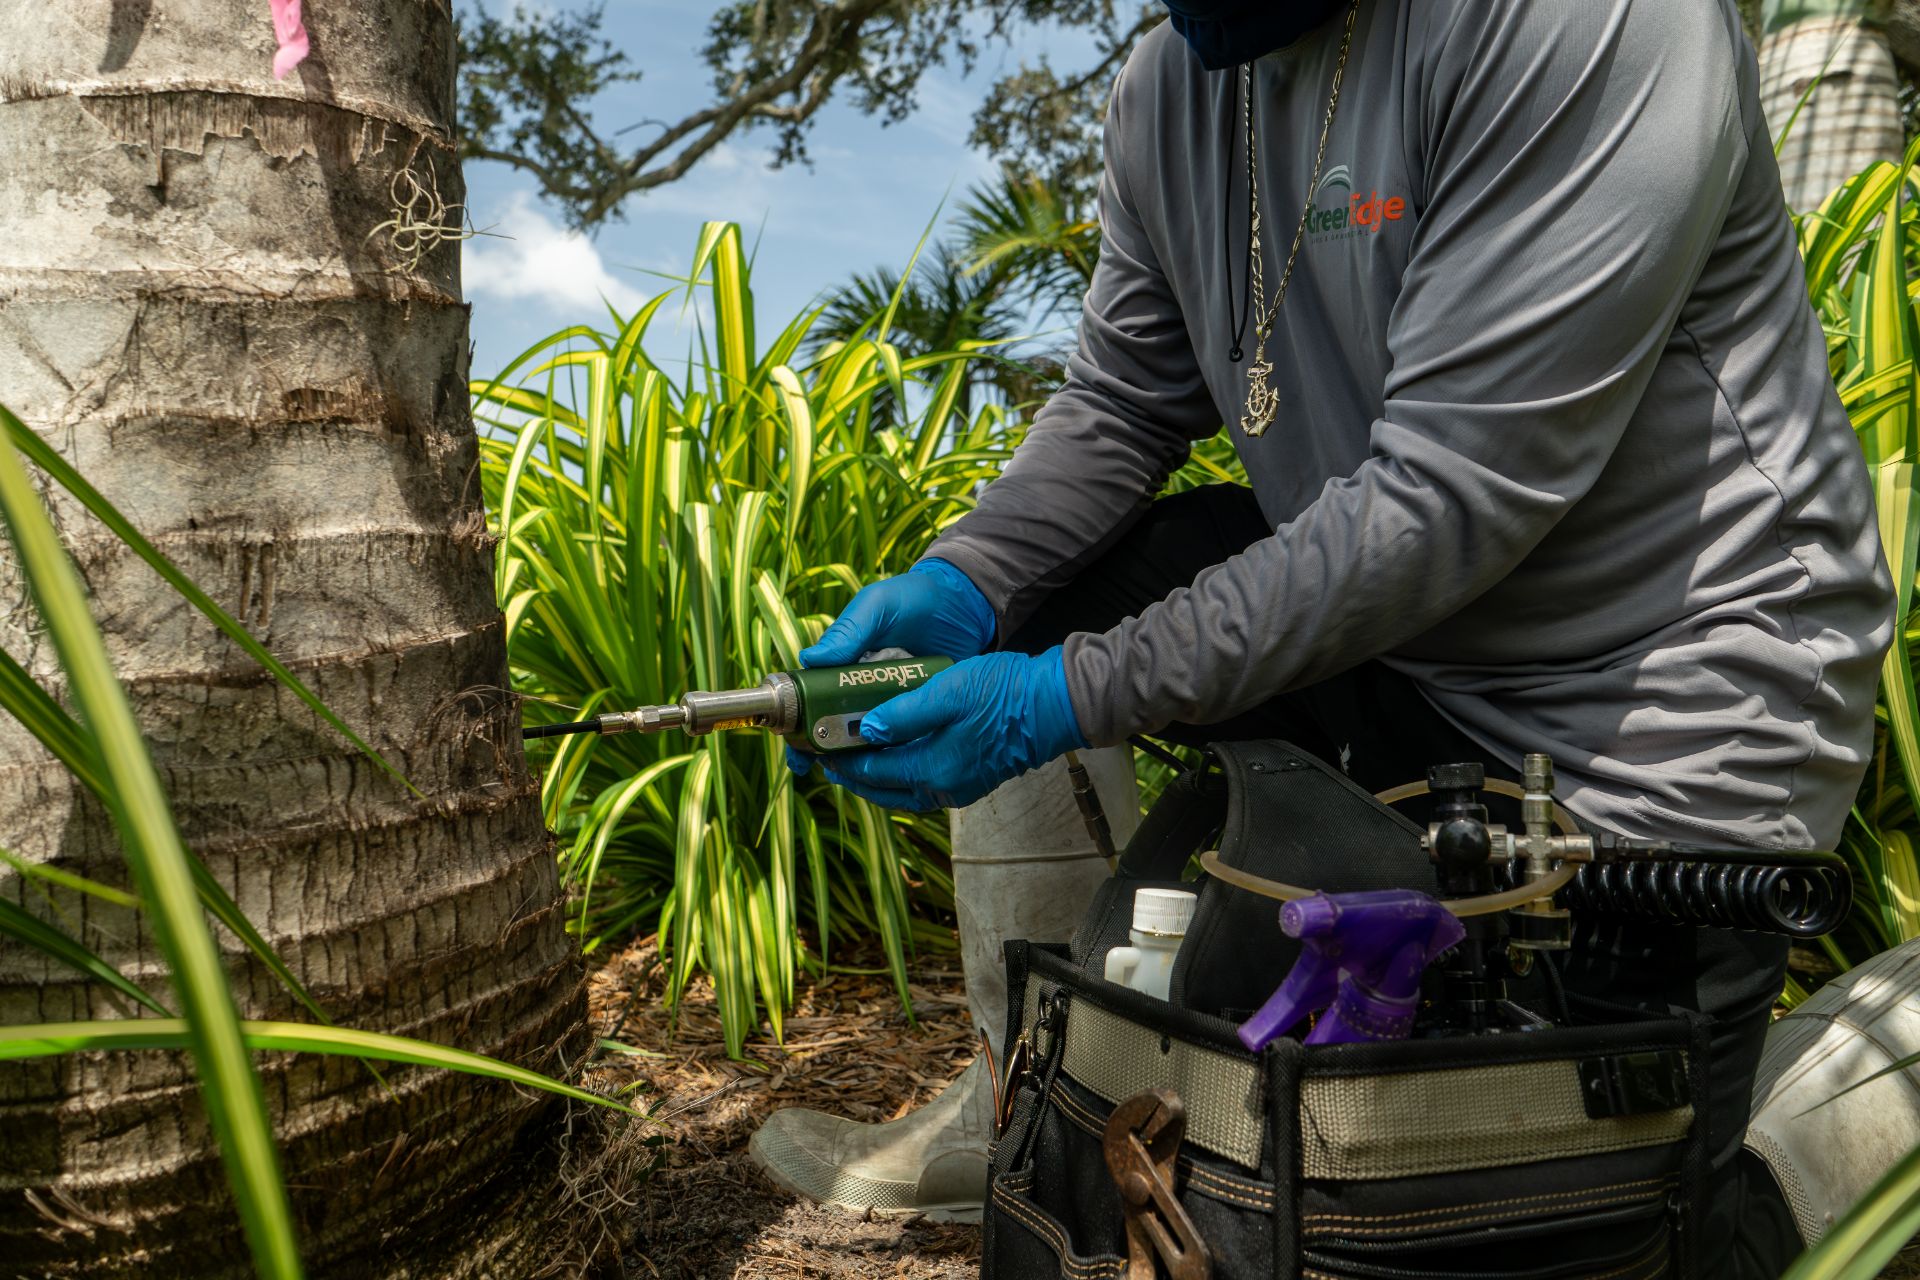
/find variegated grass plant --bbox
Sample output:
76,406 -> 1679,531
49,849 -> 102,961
473,223 -> 1024,1056
1774,132 -> 1920,1277
1787,135 -> 1920,1003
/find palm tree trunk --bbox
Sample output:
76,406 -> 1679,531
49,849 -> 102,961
1883,1 -> 1920,69
1759,6 -> 1906,210
0,2 -> 586,1274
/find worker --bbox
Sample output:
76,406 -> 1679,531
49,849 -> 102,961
748,3 -> 1896,1276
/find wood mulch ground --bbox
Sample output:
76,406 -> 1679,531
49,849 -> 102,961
584,936 -> 981,1279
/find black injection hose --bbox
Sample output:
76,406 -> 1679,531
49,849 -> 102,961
524,719 -> 602,740
1556,847 -> 1852,939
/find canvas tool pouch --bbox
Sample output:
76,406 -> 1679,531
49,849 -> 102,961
982,741 -> 1711,1280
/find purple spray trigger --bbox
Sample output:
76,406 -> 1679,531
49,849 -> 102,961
1236,890 -> 1465,1051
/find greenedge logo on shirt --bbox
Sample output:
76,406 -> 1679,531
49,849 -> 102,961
1307,164 -> 1407,242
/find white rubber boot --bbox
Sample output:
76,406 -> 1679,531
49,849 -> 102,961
747,749 -> 1139,1221
1744,937 -> 1920,1246
952,749 -> 1141,1061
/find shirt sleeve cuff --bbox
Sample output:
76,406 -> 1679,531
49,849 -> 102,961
1062,632 -> 1130,747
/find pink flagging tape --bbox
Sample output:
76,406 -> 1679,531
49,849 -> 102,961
270,0 -> 310,79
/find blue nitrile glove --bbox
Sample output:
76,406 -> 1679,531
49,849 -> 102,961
801,558 -> 995,668
815,647 -> 1087,811
787,558 -> 996,778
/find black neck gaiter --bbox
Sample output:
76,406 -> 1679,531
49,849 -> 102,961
1162,0 -> 1342,70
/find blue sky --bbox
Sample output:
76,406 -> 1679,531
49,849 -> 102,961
460,3 -> 1107,379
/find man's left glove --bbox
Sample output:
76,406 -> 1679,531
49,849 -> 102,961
818,647 -> 1088,811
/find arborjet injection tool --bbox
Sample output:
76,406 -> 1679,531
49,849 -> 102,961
521,655 -> 954,754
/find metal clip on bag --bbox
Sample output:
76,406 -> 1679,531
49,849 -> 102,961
983,741 -> 1710,1280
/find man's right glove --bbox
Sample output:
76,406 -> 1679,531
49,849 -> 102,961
799,558 -> 996,668
788,558 -> 996,777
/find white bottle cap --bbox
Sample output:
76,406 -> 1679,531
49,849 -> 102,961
1132,888 -> 1196,937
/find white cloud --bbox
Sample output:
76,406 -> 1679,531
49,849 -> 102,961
463,192 -> 647,315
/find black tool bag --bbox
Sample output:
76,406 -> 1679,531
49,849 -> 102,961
983,741 -> 1710,1280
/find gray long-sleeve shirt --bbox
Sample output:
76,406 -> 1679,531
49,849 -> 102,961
926,0 -> 1895,848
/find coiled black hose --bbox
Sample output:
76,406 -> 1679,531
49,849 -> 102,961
1557,854 -> 1852,938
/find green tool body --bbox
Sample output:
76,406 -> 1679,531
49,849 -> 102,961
522,656 -> 954,753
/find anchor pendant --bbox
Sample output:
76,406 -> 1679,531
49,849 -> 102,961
1241,354 -> 1280,437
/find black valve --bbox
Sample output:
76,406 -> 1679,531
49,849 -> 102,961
1433,819 -> 1493,879
1429,761 -> 1486,798
1424,762 -> 1509,1033
1428,763 -> 1494,897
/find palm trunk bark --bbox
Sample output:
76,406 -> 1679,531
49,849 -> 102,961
1759,7 -> 1906,210
0,2 -> 585,1275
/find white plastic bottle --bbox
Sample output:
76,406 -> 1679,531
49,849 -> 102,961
1102,888 -> 1198,1000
